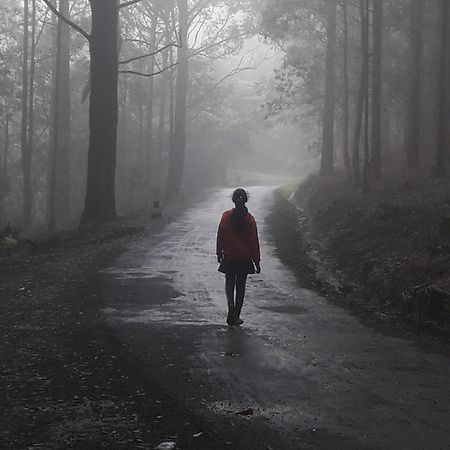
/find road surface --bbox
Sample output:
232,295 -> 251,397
97,185 -> 450,449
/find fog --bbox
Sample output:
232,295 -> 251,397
3,2 -> 450,448
0,0 -> 447,232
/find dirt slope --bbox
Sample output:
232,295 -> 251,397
288,173 -> 450,340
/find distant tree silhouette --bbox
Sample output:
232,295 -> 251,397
434,0 -> 449,178
320,0 -> 337,176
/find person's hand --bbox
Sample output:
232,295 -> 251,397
255,262 -> 261,273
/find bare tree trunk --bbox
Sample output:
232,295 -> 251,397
120,72 -> 128,168
342,0 -> 351,176
0,98 -> 10,224
138,91 -> 145,169
320,0 -> 337,175
352,0 -> 369,188
169,41 -> 175,156
434,0 -> 448,177
56,0 -> 71,225
371,0 -> 383,180
362,0 -> 370,192
155,32 -> 170,199
406,0 -> 424,172
167,0 -> 176,176
1,99 -> 10,176
81,0 -> 119,223
21,0 -> 31,231
49,0 -> 71,233
48,10 -> 58,231
146,11 -> 157,210
24,0 -> 37,227
163,41 -> 175,201
166,0 -> 188,199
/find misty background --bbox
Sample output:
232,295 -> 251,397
0,0 -> 447,233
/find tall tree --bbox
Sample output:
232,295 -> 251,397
56,0 -> 71,224
21,0 -> 31,231
146,10 -> 157,209
352,0 -> 369,188
406,0 -> 424,172
48,0 -> 71,232
341,0 -> 350,176
362,0 -> 370,191
28,0 -> 37,204
44,0 -> 133,223
0,97 -> 10,223
320,0 -> 337,175
166,0 -> 188,199
434,0 -> 448,177
371,0 -> 383,180
154,17 -> 171,201
82,0 -> 119,223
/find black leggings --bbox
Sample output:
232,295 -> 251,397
225,273 -> 248,315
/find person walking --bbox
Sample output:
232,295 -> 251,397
216,188 -> 261,326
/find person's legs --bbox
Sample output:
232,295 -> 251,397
235,273 -> 248,324
225,273 -> 237,325
225,273 -> 236,307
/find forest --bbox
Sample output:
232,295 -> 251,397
3,1 -> 450,449
1,0 -> 448,234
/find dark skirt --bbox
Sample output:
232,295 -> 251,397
218,259 -> 255,275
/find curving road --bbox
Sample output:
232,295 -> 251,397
98,185 -> 450,449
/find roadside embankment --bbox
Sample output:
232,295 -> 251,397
273,173 -> 450,339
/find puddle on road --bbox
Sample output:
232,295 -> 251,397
102,306 -> 220,327
93,274 -> 183,307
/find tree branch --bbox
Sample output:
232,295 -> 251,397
190,32 -> 247,58
189,48 -> 272,114
188,0 -> 211,27
118,42 -> 179,65
118,0 -> 143,9
41,0 -> 90,41
118,61 -> 178,77
34,5 -> 50,48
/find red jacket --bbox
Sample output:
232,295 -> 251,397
216,209 -> 260,263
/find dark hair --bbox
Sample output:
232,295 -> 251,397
231,188 -> 248,231
232,188 -> 248,204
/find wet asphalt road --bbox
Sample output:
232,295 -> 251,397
99,185 -> 450,449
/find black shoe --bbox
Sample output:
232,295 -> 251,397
227,306 -> 235,326
235,317 -> 243,326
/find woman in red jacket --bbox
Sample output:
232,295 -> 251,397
216,188 -> 261,326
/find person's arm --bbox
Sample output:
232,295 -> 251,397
216,217 -> 224,263
250,218 -> 261,273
